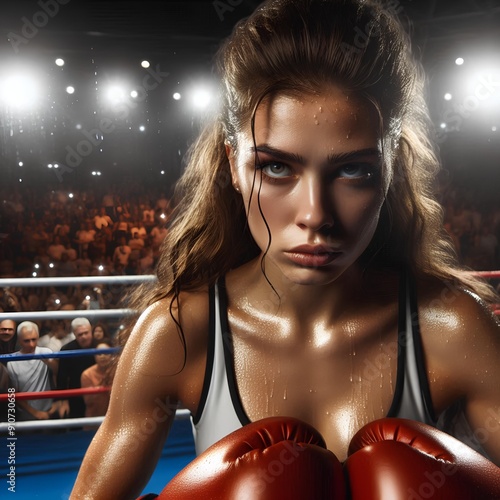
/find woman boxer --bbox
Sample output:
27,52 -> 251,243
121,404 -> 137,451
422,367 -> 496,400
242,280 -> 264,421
72,0 -> 500,498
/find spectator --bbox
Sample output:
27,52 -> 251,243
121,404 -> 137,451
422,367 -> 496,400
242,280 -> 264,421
128,231 -> 145,260
64,243 -> 78,262
150,222 -> 168,256
74,220 -> 96,258
7,321 -> 59,421
113,214 -> 130,242
142,204 -> 155,227
138,247 -> 154,274
80,338 -> 115,419
57,252 -> 78,276
93,207 -> 113,231
92,323 -> 108,342
130,220 -> 148,241
46,235 -> 66,261
57,317 -> 95,419
112,236 -> 131,267
0,319 -> 17,356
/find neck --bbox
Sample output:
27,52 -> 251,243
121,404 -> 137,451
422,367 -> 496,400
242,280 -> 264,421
231,257 -> 367,324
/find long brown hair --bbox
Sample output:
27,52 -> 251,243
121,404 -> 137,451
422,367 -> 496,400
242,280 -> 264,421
119,0 -> 496,346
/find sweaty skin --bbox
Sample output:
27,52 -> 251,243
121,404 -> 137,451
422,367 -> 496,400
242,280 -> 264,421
71,86 -> 500,499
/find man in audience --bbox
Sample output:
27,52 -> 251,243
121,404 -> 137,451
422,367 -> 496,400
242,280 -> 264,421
38,303 -> 76,352
7,321 -> 59,420
57,317 -> 95,419
0,319 -> 17,356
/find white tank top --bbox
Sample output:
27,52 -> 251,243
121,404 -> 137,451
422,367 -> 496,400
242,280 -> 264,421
191,271 -> 436,455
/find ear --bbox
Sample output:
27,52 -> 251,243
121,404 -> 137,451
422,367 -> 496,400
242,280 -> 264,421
225,142 -> 240,193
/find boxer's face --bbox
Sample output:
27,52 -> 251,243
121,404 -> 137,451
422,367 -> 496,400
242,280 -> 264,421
228,85 -> 389,286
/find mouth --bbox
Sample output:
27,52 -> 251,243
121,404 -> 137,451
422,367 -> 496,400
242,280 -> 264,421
285,245 -> 342,267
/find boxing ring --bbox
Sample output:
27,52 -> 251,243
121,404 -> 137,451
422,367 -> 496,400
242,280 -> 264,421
0,275 -> 196,499
0,271 -> 499,498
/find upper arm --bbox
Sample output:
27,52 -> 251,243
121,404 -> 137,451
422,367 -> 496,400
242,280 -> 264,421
421,286 -> 500,465
71,291 -> 209,499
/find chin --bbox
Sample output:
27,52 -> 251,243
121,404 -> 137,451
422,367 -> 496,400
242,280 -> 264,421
283,266 -> 348,287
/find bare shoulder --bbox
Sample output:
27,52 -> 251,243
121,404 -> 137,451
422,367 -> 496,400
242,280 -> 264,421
116,288 -> 210,403
416,275 -> 500,404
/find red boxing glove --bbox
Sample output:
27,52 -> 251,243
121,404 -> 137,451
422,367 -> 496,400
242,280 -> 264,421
345,417 -> 500,500
154,416 -> 346,499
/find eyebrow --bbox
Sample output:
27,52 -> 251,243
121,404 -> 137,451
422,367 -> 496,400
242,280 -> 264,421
252,145 -> 381,165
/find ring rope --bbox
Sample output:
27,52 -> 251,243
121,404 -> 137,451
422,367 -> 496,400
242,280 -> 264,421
0,409 -> 191,433
0,347 -> 121,362
0,386 -> 110,402
0,309 -> 135,321
0,274 -> 156,288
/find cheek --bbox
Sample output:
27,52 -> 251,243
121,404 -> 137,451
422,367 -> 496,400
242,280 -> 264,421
244,186 -> 293,241
333,186 -> 385,235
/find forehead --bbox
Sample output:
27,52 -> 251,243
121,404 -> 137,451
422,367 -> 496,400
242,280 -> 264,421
75,325 -> 90,334
0,320 -> 15,329
243,86 -> 382,157
20,330 -> 37,339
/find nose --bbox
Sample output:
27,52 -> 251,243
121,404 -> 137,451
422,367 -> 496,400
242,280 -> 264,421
294,175 -> 334,232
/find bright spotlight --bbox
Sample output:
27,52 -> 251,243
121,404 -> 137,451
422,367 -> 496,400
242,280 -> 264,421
493,126 -> 498,132
0,74 -> 40,109
141,60 -> 150,69
55,58 -> 65,67
173,92 -> 181,100
455,58 -> 464,66
105,85 -> 128,104
191,88 -> 212,110
139,125 -> 146,132
66,85 -> 75,94
440,123 -> 447,129
18,161 -> 23,166
130,90 -> 138,98
444,93 -> 452,101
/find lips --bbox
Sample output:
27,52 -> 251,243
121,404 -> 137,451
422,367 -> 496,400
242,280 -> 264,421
285,245 -> 342,267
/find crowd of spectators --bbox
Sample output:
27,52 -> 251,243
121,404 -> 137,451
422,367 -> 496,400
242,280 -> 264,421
442,184 -> 500,271
0,181 -> 171,320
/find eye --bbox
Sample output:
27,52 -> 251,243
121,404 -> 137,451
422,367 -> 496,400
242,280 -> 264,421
258,162 -> 292,179
338,163 -> 377,180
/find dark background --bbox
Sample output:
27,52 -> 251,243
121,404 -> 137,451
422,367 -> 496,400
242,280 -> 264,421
0,0 -> 499,199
